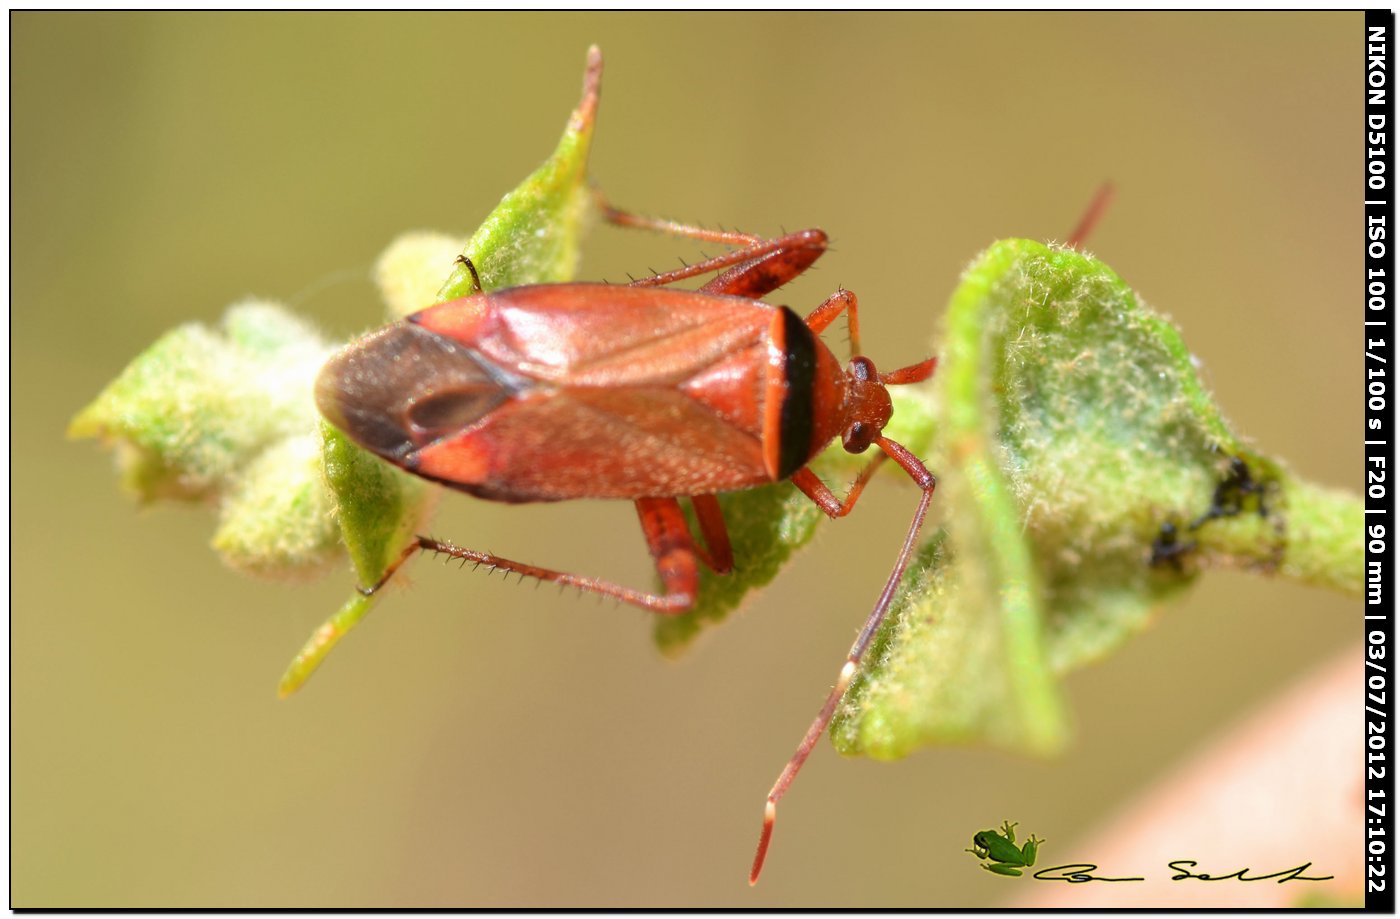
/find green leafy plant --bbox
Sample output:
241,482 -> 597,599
70,47 -> 1361,762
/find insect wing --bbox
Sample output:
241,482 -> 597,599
413,284 -> 768,389
314,319 -> 517,464
408,286 -> 779,500
318,285 -> 787,499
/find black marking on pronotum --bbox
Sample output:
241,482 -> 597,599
776,306 -> 817,480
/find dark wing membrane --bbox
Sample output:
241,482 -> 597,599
315,321 -> 515,463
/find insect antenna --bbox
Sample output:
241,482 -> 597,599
1066,182 -> 1115,250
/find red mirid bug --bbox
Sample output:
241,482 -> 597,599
315,205 -> 938,884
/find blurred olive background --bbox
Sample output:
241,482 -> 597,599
16,12 -> 1360,908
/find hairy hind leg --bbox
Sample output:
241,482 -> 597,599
599,200 -> 828,300
363,496 -> 733,615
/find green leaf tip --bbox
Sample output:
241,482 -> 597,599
433,44 -> 602,303
831,239 -> 1362,760
277,591 -> 379,698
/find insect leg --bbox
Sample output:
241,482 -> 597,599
690,494 -> 735,574
804,288 -> 938,382
697,231 -> 827,300
749,437 -> 936,885
600,200 -> 828,298
610,229 -> 828,295
633,495 -> 704,610
359,500 -> 707,615
879,358 -> 938,386
600,201 -> 764,248
803,288 -> 862,356
790,456 -> 887,520
453,255 -> 484,294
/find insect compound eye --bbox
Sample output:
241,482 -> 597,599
848,355 -> 877,382
842,421 -> 873,454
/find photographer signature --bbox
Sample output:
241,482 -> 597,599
964,821 -> 1332,884
1029,861 -> 1333,884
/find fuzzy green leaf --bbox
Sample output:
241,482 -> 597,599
829,239 -> 1363,758
319,424 -> 433,587
70,301 -> 340,577
212,432 -> 342,576
275,425 -> 436,697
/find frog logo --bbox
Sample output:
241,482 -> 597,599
965,821 -> 1044,877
